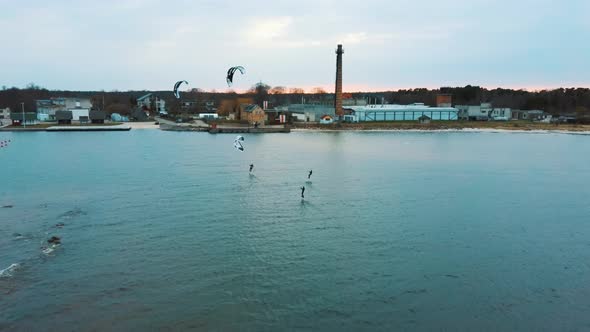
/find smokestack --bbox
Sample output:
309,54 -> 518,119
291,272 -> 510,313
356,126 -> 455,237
335,44 -> 344,117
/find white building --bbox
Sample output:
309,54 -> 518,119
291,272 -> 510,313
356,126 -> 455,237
456,103 -> 512,121
0,107 -> 9,118
36,97 -> 92,121
137,93 -> 166,114
0,108 -> 10,126
71,109 -> 90,121
348,103 -> 459,121
196,113 -> 219,119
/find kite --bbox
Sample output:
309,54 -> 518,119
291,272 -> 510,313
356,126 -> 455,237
173,80 -> 188,99
226,66 -> 245,87
233,135 -> 244,152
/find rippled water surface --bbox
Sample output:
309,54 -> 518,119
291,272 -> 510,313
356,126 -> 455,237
2,130 -> 590,331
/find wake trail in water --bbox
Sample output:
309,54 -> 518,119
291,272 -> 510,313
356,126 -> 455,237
0,263 -> 21,278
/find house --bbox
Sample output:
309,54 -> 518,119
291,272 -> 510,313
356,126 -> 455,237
10,112 -> 38,126
556,115 -> 576,123
182,100 -> 215,113
71,109 -> 89,121
131,108 -> 149,121
137,93 -> 166,114
90,110 -> 106,124
320,115 -> 334,124
455,104 -> 491,121
264,108 -> 291,124
0,107 -> 10,119
527,110 -> 548,121
55,111 -> 73,124
512,109 -> 548,121
490,108 -> 511,120
0,108 -> 10,126
456,103 -> 511,121
418,114 -> 431,124
36,97 -> 92,121
239,104 -> 265,125
137,93 -> 152,109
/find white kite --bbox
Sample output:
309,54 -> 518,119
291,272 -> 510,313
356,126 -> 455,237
233,135 -> 244,152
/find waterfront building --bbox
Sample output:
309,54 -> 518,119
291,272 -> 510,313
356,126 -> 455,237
10,112 -> 37,126
239,104 -> 265,125
512,109 -> 548,121
90,110 -> 106,124
456,103 -> 512,121
288,104 -> 335,122
348,103 -> 458,122
0,107 -> 10,120
36,97 -> 92,121
56,111 -> 73,124
137,93 -> 166,114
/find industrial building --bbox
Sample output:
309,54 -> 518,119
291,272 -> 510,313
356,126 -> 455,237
288,104 -> 335,122
347,103 -> 458,122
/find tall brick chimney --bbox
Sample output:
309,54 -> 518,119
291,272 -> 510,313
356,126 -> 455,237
335,44 -> 344,117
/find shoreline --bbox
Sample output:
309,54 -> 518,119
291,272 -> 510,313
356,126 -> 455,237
290,121 -> 590,134
291,127 -> 590,135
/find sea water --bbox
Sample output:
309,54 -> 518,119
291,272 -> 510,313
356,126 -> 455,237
1,130 -> 590,331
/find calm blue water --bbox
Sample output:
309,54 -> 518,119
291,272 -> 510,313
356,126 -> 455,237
2,130 -> 590,331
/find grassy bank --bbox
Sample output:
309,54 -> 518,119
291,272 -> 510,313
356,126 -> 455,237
292,121 -> 590,132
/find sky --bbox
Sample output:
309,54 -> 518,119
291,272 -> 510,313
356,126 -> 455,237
0,0 -> 588,92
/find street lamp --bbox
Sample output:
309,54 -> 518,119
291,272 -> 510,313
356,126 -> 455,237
21,102 -> 25,128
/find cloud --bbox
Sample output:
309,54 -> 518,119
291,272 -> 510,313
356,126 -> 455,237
339,32 -> 368,44
243,16 -> 293,44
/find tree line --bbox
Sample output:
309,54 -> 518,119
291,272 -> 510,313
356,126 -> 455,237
1,84 -> 589,118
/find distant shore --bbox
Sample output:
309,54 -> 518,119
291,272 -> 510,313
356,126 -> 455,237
291,121 -> 590,133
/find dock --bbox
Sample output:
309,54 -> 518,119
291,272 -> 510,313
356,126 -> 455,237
46,125 -> 131,132
208,127 -> 290,134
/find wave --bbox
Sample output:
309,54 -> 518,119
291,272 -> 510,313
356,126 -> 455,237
0,263 -> 21,278
42,244 -> 60,255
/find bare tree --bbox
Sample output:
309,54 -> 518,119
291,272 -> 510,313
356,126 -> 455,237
311,87 -> 327,94
289,88 -> 305,94
270,86 -> 287,94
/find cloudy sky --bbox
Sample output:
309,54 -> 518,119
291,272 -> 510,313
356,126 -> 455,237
1,0 -> 588,91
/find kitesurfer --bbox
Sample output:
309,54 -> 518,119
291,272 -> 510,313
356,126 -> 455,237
249,164 -> 254,172
300,186 -> 305,198
308,170 -> 313,179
